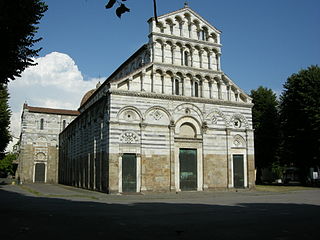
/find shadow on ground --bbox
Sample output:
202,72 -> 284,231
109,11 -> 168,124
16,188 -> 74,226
1,185 -> 319,240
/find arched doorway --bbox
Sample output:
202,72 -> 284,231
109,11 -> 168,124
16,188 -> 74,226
174,119 -> 203,191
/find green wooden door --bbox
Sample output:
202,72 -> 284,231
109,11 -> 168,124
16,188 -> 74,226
233,155 -> 244,188
179,149 -> 197,190
122,154 -> 137,192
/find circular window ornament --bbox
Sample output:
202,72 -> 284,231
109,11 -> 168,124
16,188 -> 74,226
233,119 -> 241,128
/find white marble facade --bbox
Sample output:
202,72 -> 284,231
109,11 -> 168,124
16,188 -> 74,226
59,5 -> 255,193
16,104 -> 78,183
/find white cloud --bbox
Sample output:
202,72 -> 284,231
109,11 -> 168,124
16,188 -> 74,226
7,52 -> 101,141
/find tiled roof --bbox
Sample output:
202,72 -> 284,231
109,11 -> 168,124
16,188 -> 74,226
24,104 -> 79,116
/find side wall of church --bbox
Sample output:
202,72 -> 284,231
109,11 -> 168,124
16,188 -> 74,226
59,98 -> 110,192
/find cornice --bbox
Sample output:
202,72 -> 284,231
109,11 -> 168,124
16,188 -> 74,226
152,62 -> 223,76
149,32 -> 222,48
108,90 -> 253,108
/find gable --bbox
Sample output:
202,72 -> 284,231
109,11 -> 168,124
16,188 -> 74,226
157,7 -> 221,35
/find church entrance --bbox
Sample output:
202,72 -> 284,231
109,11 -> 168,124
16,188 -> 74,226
122,154 -> 137,192
34,163 -> 45,182
179,148 -> 197,191
233,155 -> 244,188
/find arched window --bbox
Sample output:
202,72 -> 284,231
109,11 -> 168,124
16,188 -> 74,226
179,22 -> 183,36
170,25 -> 174,34
194,82 -> 199,97
201,30 -> 205,40
62,120 -> 66,130
184,51 -> 189,66
175,79 -> 180,95
40,118 -> 44,130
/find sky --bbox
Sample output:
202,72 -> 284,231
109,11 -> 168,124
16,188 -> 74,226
7,0 -> 320,142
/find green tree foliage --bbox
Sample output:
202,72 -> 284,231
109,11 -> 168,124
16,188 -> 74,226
279,65 -> 320,181
0,84 -> 11,155
105,0 -> 158,22
0,153 -> 17,176
251,86 -> 280,183
0,0 -> 48,84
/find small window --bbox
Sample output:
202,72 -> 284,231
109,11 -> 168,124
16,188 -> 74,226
62,120 -> 66,130
40,118 -> 44,130
194,82 -> 199,97
175,79 -> 180,95
184,51 -> 189,66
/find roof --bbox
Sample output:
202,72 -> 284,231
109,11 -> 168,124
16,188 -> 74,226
23,104 -> 79,116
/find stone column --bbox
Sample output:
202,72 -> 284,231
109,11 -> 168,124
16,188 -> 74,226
190,47 -> 195,67
181,46 -> 185,65
225,128 -> 232,188
140,72 -> 145,91
199,49 -> 204,68
172,44 -> 176,64
217,79 -> 222,100
168,121 -> 176,191
162,43 -> 166,63
151,42 -> 156,62
118,153 -> 123,193
136,153 -> 141,192
216,52 -> 221,71
208,51 -> 213,69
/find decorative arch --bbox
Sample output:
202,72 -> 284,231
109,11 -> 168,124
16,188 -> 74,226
229,113 -> 249,129
144,106 -> 171,124
117,106 -> 143,122
174,116 -> 202,137
173,103 -> 204,123
205,108 -> 228,127
35,152 -> 46,161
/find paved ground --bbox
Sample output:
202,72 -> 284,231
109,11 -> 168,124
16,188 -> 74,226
1,183 -> 320,240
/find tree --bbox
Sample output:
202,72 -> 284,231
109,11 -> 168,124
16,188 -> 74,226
0,0 -> 48,84
0,153 -> 17,177
279,65 -> 320,182
0,84 -> 11,156
105,0 -> 159,22
250,86 -> 280,183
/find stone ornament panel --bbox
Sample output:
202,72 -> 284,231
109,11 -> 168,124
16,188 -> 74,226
144,106 -> 171,125
232,134 -> 246,148
120,131 -> 139,144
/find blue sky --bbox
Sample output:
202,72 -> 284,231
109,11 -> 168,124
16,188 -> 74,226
35,0 -> 320,93
6,0 -> 320,141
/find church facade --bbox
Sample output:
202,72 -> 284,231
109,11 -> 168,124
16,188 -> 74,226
59,6 -> 255,193
16,104 -> 79,183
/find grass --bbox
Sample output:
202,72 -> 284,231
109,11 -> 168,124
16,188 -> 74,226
255,185 -> 314,192
19,185 -> 42,196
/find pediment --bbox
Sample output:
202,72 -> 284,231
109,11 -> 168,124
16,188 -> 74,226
157,7 -> 221,35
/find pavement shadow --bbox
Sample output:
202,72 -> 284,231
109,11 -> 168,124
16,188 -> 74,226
1,186 -> 320,240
